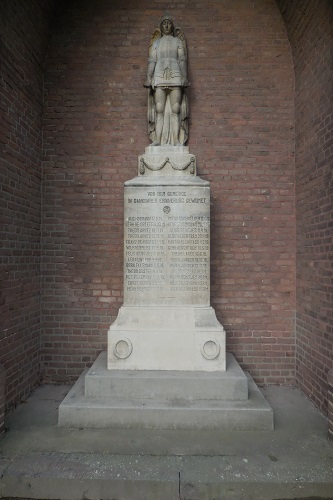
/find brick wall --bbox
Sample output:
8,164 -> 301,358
1,0 -> 331,419
0,0 -> 55,409
277,0 -> 333,414
42,0 -> 296,384
328,370 -> 333,441
0,365 -> 5,434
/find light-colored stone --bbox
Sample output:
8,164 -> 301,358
108,306 -> 226,371
58,351 -> 274,431
86,352 -> 248,400
138,145 -> 196,177
123,172 -> 209,306
59,143 -> 273,431
144,16 -> 189,146
107,162 -> 227,371
58,368 -> 273,430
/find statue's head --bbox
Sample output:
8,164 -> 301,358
160,14 -> 174,35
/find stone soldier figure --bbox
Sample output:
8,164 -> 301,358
144,14 -> 189,146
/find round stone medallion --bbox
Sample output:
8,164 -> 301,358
113,337 -> 133,359
201,339 -> 220,360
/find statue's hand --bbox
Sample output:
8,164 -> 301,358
181,78 -> 189,87
143,80 -> 151,88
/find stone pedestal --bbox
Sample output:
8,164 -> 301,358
108,148 -> 225,371
59,146 -> 273,433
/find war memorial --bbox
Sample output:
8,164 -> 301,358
58,14 -> 273,433
1,2 -> 333,498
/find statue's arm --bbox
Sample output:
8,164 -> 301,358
144,30 -> 160,88
175,28 -> 189,87
144,51 -> 156,88
178,42 -> 189,87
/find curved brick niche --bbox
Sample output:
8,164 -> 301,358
0,365 -> 5,435
328,369 -> 333,442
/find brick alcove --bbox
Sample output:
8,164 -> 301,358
0,0 -> 332,433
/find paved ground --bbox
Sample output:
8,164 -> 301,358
0,383 -> 332,499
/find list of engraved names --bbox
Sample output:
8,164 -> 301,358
124,188 -> 210,303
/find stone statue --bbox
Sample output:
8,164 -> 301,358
144,14 -> 189,146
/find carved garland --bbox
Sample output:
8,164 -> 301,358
139,156 -> 195,175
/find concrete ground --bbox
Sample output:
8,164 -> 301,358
0,384 -> 332,500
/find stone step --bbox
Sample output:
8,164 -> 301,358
59,370 -> 273,431
85,352 -> 248,401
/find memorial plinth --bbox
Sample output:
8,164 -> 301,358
108,146 -> 225,371
59,146 -> 274,433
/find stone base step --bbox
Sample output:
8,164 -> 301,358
85,352 -> 248,401
58,368 -> 273,431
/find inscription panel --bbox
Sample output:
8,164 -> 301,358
124,186 -> 210,305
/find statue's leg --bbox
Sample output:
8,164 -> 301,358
153,88 -> 167,146
170,88 -> 182,145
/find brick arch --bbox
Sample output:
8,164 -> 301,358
2,0 -> 331,422
277,0 -> 333,414
41,0 -> 296,385
0,0 -> 56,412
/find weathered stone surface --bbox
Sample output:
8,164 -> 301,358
107,159 -> 226,371
59,368 -> 273,430
59,148 -> 273,431
138,146 -> 196,177
108,305 -> 226,371
87,352 -> 247,400
123,172 -> 209,306
144,16 -> 189,146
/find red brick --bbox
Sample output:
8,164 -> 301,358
0,365 -> 5,434
40,0 -> 296,385
278,0 -> 333,415
328,370 -> 333,441
0,0 -> 56,410
1,0 -> 331,420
